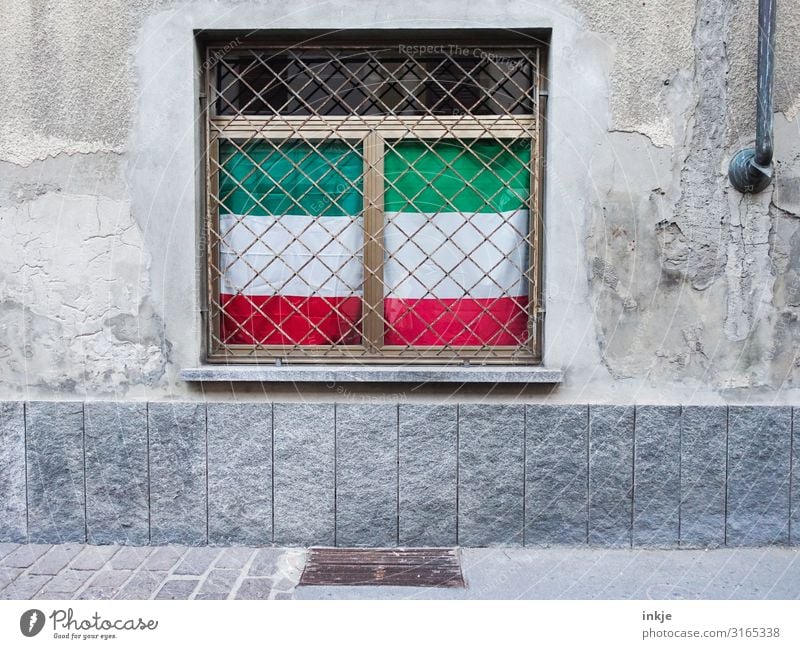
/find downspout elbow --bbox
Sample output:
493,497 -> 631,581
729,0 -> 776,193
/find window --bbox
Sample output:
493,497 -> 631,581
203,35 -> 543,364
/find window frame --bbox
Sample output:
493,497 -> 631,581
201,37 -> 546,365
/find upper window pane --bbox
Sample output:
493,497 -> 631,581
214,49 -> 535,116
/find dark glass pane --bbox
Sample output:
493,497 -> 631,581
214,49 -> 534,116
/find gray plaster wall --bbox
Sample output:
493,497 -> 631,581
0,0 -> 799,404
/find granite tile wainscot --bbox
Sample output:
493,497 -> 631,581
0,402 -> 797,548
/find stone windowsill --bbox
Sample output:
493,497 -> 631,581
179,365 -> 563,384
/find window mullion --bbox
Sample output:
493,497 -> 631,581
362,130 -> 385,353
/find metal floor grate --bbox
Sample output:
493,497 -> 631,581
299,548 -> 465,587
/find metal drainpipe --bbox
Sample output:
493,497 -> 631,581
728,0 -> 777,193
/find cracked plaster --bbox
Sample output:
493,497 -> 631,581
0,0 -> 799,401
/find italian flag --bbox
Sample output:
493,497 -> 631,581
218,138 -> 530,347
218,140 -> 364,345
383,139 -> 530,346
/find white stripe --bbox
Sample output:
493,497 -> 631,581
384,209 -> 529,299
219,213 -> 363,297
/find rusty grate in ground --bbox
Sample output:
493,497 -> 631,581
299,548 -> 465,588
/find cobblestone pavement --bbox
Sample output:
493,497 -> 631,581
0,543 -> 306,600
4,544 -> 800,600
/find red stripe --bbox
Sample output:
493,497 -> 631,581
220,294 -> 362,345
221,294 -> 528,347
383,296 -> 529,346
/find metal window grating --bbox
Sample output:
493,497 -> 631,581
203,41 -> 543,364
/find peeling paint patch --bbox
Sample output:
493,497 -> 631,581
571,0 -> 696,147
0,190 -> 169,395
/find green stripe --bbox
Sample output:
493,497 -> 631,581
384,139 -> 530,213
219,140 -> 362,216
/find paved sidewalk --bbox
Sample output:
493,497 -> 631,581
0,543 -> 305,600
2,544 -> 799,600
297,547 -> 800,600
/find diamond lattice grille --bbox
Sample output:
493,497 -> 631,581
205,43 -> 541,363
